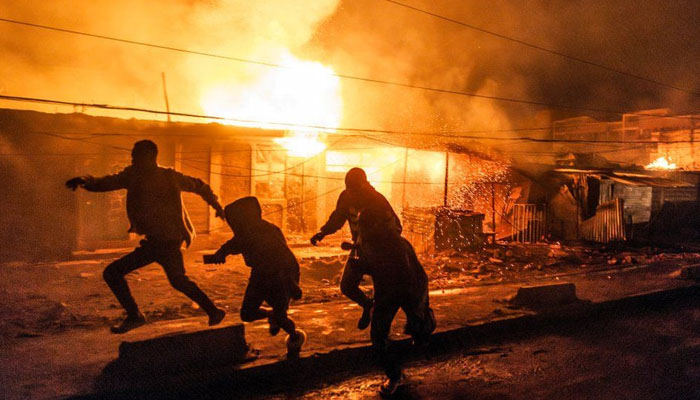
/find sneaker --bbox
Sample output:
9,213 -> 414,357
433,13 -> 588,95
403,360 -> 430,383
379,374 -> 405,398
285,329 -> 306,359
268,317 -> 280,336
357,302 -> 373,330
208,308 -> 226,326
110,313 -> 147,334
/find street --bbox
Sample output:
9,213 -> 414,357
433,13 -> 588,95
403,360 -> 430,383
1,245 -> 697,399
256,292 -> 699,400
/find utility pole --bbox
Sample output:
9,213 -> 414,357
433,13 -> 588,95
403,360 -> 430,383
443,151 -> 449,207
161,72 -> 171,123
401,147 -> 408,210
300,162 -> 306,232
491,182 -> 496,233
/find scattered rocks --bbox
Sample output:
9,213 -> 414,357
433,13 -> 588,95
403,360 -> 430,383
442,264 -> 463,273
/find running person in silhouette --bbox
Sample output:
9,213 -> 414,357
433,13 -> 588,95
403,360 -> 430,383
354,207 -> 436,397
310,167 -> 401,330
206,196 -> 306,358
66,140 -> 226,333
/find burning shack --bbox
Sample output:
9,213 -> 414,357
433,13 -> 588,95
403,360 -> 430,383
546,165 -> 697,243
0,108 -> 517,261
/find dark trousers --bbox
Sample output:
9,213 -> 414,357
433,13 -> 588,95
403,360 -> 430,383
340,255 -> 373,308
239,270 -> 297,336
103,239 -> 217,317
371,287 -> 434,380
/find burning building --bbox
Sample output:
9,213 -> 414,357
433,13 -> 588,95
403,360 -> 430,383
551,109 -> 700,169
0,107 -> 518,261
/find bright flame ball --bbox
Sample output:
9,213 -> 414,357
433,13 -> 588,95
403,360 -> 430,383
274,132 -> 327,158
645,156 -> 677,170
200,51 -> 342,133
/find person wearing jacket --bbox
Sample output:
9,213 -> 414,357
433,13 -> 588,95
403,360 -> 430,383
355,207 -> 436,397
310,167 -> 401,330
206,196 -> 306,357
66,140 -> 226,333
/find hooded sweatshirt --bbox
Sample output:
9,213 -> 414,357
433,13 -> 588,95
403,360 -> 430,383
217,197 -> 300,280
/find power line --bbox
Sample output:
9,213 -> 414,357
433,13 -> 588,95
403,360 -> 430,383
8,128 -> 672,185
381,0 -> 700,97
1,94 -> 696,147
180,136 -> 347,178
1,17 -> 698,117
4,124 -> 698,164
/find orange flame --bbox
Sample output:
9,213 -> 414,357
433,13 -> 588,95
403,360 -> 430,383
645,156 -> 677,170
200,51 -> 341,157
274,132 -> 327,158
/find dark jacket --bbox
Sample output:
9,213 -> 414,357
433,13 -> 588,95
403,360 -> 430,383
319,184 -> 401,241
83,165 -> 221,246
216,197 -> 301,296
356,207 -> 428,300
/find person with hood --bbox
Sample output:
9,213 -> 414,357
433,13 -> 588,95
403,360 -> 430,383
354,207 -> 436,397
206,196 -> 306,357
310,167 -> 401,330
65,140 -> 226,334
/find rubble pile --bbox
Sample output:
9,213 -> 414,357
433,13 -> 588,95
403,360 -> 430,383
0,291 -> 109,338
417,243 -> 695,290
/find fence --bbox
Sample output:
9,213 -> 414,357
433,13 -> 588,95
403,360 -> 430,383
402,207 -> 435,254
511,204 -> 547,243
579,198 -> 626,243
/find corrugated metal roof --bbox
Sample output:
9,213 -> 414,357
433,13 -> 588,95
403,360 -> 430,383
553,168 -> 693,187
605,173 -> 693,188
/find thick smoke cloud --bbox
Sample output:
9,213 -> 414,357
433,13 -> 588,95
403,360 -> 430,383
306,0 -> 699,133
0,0 -> 339,119
0,0 -> 698,133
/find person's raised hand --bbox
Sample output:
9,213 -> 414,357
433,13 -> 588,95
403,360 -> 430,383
214,206 -> 226,220
310,232 -> 325,246
65,176 -> 86,191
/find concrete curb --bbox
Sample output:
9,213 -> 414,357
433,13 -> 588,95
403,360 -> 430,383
74,284 -> 699,400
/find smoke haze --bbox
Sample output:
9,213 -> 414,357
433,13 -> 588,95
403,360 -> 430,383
1,0 -> 698,133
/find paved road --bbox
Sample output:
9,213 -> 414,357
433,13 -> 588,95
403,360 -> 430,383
255,293 -> 700,400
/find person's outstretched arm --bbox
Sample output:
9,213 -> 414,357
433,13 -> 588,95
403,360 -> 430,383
66,169 -> 128,192
207,236 -> 242,264
173,170 -> 225,218
311,191 -> 349,245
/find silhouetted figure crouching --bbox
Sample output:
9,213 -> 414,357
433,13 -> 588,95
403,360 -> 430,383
206,196 -> 306,358
66,140 -> 226,333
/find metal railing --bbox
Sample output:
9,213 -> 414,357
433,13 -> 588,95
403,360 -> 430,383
511,204 -> 547,243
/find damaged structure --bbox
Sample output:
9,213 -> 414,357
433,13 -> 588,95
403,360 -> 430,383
0,108 -> 515,261
3,107 -> 699,262
547,167 -> 696,242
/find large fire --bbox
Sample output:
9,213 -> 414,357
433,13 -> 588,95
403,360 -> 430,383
200,51 -> 340,157
645,156 -> 677,170
274,132 -> 327,158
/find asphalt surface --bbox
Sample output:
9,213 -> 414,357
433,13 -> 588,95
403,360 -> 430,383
253,291 -> 700,400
